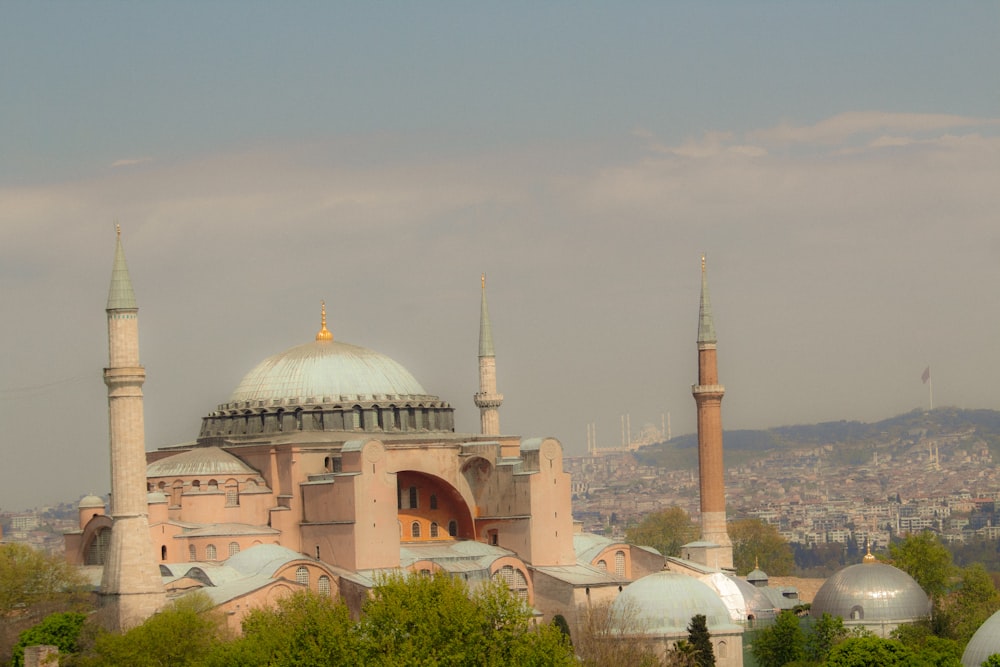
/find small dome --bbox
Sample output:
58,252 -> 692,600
78,495 -> 105,509
962,609 -> 1000,667
812,562 -> 930,625
613,571 -> 741,635
747,567 -> 769,585
228,339 -> 429,404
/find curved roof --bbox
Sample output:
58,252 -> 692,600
225,544 -> 310,576
147,446 -> 259,478
78,494 -> 105,509
811,562 -> 930,624
962,609 -> 1000,667
228,339 -> 428,404
613,571 -> 741,635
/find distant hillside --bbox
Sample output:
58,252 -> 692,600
634,407 -> 1000,470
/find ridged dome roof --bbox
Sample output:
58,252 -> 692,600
613,571 -> 741,635
962,609 -> 1000,667
147,446 -> 259,478
811,562 -> 930,624
227,339 -> 428,405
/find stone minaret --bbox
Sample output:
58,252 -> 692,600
691,255 -> 733,569
474,274 -> 503,435
99,226 -> 165,629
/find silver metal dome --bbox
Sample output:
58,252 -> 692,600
229,339 -> 428,404
962,609 -> 1000,667
613,571 -> 741,635
811,562 -> 930,625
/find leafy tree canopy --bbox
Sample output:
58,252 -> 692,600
750,609 -> 805,666
11,611 -> 86,667
887,531 -> 954,600
625,507 -> 698,558
0,543 -> 86,618
730,518 -> 794,576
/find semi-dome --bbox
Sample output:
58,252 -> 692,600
811,561 -> 930,626
229,339 -> 428,404
962,609 -> 1000,667
613,571 -> 741,635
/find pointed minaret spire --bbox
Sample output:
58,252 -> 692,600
474,273 -> 503,435
100,226 -> 165,629
698,254 -> 717,345
690,254 -> 733,570
107,223 -> 137,311
316,301 -> 333,341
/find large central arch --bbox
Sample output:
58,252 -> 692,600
395,470 -> 475,542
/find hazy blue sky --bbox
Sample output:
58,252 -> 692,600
1,3 -> 998,508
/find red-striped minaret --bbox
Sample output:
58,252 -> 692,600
99,226 -> 165,629
691,254 -> 733,569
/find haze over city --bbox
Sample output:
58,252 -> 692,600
1,3 -> 998,509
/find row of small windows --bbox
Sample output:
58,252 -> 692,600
405,520 -> 458,539
293,566 -> 332,596
201,404 -> 455,437
153,479 -> 246,507
185,542 -> 241,561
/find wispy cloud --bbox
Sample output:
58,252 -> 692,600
110,157 -> 153,168
748,111 -> 1000,146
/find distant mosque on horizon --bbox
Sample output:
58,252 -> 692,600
72,229 -> 948,666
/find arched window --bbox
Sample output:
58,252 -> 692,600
206,544 -> 217,561
850,606 -> 864,620
161,545 -> 167,561
228,542 -> 240,557
718,641 -> 727,658
597,560 -> 607,571
430,522 -> 439,538
188,544 -> 196,561
492,565 -> 529,601
409,486 -> 418,508
411,521 -> 421,538
614,550 -> 626,577
318,575 -> 331,596
296,566 -> 309,585
207,479 -> 218,491
351,406 -> 362,429
448,520 -> 457,537
191,480 -> 200,491
429,494 -> 438,510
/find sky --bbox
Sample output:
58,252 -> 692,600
1,3 -> 998,510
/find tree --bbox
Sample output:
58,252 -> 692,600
935,562 -> 1000,643
10,611 -> 86,667
887,531 -> 954,601
209,591 -> 356,667
79,593 -> 227,667
0,543 -> 86,618
729,518 -> 794,576
824,635 -> 934,667
750,609 -> 805,666
804,612 -> 847,663
576,598 -> 661,667
356,571 -> 573,667
983,655 -> 1000,667
686,614 -> 714,667
625,507 -> 698,558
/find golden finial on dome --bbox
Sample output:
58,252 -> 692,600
863,539 -> 876,564
701,253 -> 706,273
316,301 -> 333,341
481,272 -> 486,290
116,221 -> 121,238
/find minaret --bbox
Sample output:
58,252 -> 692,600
474,274 -> 503,435
691,255 -> 733,569
99,226 -> 165,629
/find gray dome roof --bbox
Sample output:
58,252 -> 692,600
613,571 -> 741,635
147,446 -> 259,478
962,609 -> 1000,667
78,494 -> 105,509
228,339 -> 428,404
812,562 -> 930,624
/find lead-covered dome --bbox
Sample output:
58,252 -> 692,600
613,571 -> 741,635
198,312 -> 455,439
962,609 -> 1000,667
229,339 -> 428,404
811,561 -> 930,626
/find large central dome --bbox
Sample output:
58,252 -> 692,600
229,339 -> 428,404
